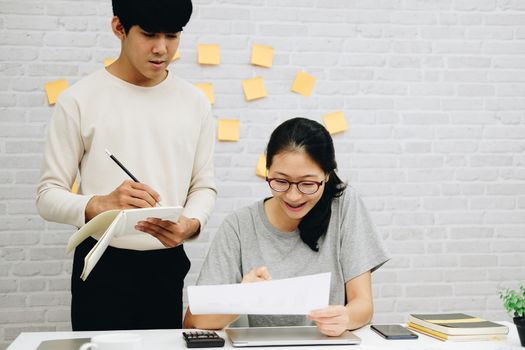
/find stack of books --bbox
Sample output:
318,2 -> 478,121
407,313 -> 509,342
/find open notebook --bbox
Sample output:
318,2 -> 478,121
225,326 -> 361,347
66,206 -> 182,280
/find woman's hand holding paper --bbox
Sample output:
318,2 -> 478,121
242,266 -> 272,283
308,305 -> 351,337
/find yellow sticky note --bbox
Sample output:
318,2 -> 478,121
71,179 -> 79,194
103,58 -> 116,67
218,119 -> 240,142
194,83 -> 215,104
242,77 -> 267,101
323,111 -> 348,135
291,71 -> 316,96
44,80 -> 69,105
171,51 -> 181,61
251,44 -> 274,68
198,44 -> 220,65
256,154 -> 267,178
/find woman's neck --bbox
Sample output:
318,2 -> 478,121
264,198 -> 300,233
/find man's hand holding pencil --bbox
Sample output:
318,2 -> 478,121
84,148 -> 200,244
84,149 -> 162,222
84,180 -> 161,222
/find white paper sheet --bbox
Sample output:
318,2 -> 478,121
188,272 -> 331,315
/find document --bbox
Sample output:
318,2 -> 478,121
188,272 -> 331,315
66,206 -> 182,281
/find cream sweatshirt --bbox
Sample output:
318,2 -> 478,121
36,68 -> 217,250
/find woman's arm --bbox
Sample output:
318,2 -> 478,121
183,308 -> 239,330
343,270 -> 373,328
308,270 -> 373,336
183,267 -> 273,330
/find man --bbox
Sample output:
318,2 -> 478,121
36,0 -> 216,331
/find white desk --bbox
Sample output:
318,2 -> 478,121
7,322 -> 523,350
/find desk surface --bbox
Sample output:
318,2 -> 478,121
7,322 -> 523,350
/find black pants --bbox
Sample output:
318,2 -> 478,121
71,237 -> 190,331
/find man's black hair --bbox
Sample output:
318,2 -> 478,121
112,0 -> 193,34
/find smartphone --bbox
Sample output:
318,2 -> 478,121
370,324 -> 418,340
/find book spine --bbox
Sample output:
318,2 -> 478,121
407,315 -> 508,335
407,323 -> 508,342
407,323 -> 447,341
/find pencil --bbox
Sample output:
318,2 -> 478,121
105,149 -> 140,183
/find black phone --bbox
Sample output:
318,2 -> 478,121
370,324 -> 418,340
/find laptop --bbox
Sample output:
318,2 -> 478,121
36,338 -> 90,350
225,326 -> 361,347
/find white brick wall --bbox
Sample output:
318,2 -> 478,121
1,0 -> 525,348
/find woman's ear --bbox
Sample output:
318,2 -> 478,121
111,16 -> 126,40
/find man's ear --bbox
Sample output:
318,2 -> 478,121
111,16 -> 126,40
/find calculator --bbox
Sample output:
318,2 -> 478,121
182,330 -> 225,348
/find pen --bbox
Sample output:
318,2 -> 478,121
105,148 -> 140,183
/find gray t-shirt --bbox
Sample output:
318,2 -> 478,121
196,186 -> 389,327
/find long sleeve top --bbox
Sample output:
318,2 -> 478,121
36,68 -> 217,250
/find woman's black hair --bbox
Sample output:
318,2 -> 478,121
112,0 -> 193,34
266,117 -> 347,251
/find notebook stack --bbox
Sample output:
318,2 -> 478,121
407,313 -> 509,342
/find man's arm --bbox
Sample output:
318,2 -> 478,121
36,96 -> 93,227
36,96 -> 162,227
181,107 -> 217,237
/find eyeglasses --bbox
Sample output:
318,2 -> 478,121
266,177 -> 324,195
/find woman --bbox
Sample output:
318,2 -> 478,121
185,117 -> 389,335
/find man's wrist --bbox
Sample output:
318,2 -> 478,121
85,196 -> 101,222
189,218 -> 201,237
